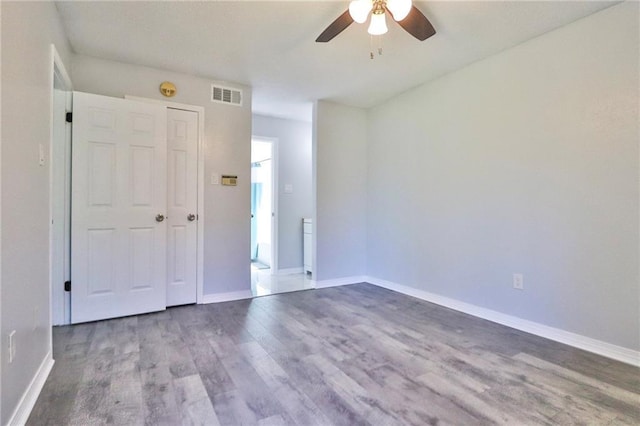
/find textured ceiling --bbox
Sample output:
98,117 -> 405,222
55,1 -> 617,121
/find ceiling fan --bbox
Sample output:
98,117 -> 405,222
316,0 -> 436,43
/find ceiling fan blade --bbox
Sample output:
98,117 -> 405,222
395,5 -> 436,41
316,10 -> 354,42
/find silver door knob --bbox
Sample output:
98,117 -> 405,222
187,214 -> 196,222
155,214 -> 165,222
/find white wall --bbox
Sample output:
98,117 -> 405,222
0,3 -> 3,420
366,2 -> 639,351
314,101 -> 367,281
1,2 -> 73,423
71,55 -> 253,296
252,114 -> 312,271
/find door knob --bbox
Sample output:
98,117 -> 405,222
187,214 -> 196,222
155,214 -> 165,222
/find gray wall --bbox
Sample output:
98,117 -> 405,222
1,2 -> 73,422
1,6 -> 638,424
252,114 -> 312,271
314,101 -> 367,281
71,55 -> 252,296
366,2 -> 639,350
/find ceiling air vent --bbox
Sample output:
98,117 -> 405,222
211,85 -> 243,107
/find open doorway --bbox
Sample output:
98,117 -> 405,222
250,114 -> 315,297
251,138 -> 276,275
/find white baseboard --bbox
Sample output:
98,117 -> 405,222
312,275 -> 367,289
200,290 -> 253,304
276,267 -> 304,275
365,276 -> 640,367
7,352 -> 54,426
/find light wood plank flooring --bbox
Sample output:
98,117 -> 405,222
28,283 -> 640,425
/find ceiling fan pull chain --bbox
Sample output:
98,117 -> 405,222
370,34 -> 374,59
378,35 -> 383,56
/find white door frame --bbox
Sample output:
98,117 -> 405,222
125,96 -> 205,303
251,136 -> 278,274
49,44 -> 72,326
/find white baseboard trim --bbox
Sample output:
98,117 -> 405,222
276,267 -> 304,276
365,276 -> 640,367
312,275 -> 367,289
7,352 -> 54,426
200,290 -> 253,304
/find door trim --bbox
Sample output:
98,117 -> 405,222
49,44 -> 72,326
125,96 -> 205,304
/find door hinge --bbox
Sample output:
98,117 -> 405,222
65,112 -> 72,123
64,280 -> 71,292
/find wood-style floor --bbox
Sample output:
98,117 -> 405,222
28,283 -> 640,425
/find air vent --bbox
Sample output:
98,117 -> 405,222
211,85 -> 243,107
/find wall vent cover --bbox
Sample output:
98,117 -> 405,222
211,85 -> 243,106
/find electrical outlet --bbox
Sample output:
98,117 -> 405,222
513,273 -> 524,290
8,330 -> 16,363
211,173 -> 219,185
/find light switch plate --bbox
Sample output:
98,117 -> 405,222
284,184 -> 293,194
211,173 -> 219,185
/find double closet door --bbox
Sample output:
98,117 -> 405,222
71,92 -> 198,324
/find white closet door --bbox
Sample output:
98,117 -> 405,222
71,91 -> 168,323
166,108 -> 198,306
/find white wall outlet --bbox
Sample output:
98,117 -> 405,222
8,330 -> 16,363
284,184 -> 293,194
211,173 -> 219,185
513,273 -> 524,290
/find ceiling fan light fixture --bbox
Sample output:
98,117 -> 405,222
315,0 -> 435,44
349,0 -> 373,24
368,12 -> 388,35
386,0 -> 412,21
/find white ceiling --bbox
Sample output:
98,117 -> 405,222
55,1 -> 617,122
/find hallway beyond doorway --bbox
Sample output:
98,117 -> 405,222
250,266 -> 313,297
251,138 -> 276,270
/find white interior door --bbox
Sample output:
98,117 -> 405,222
166,108 -> 198,306
71,91 -> 168,323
